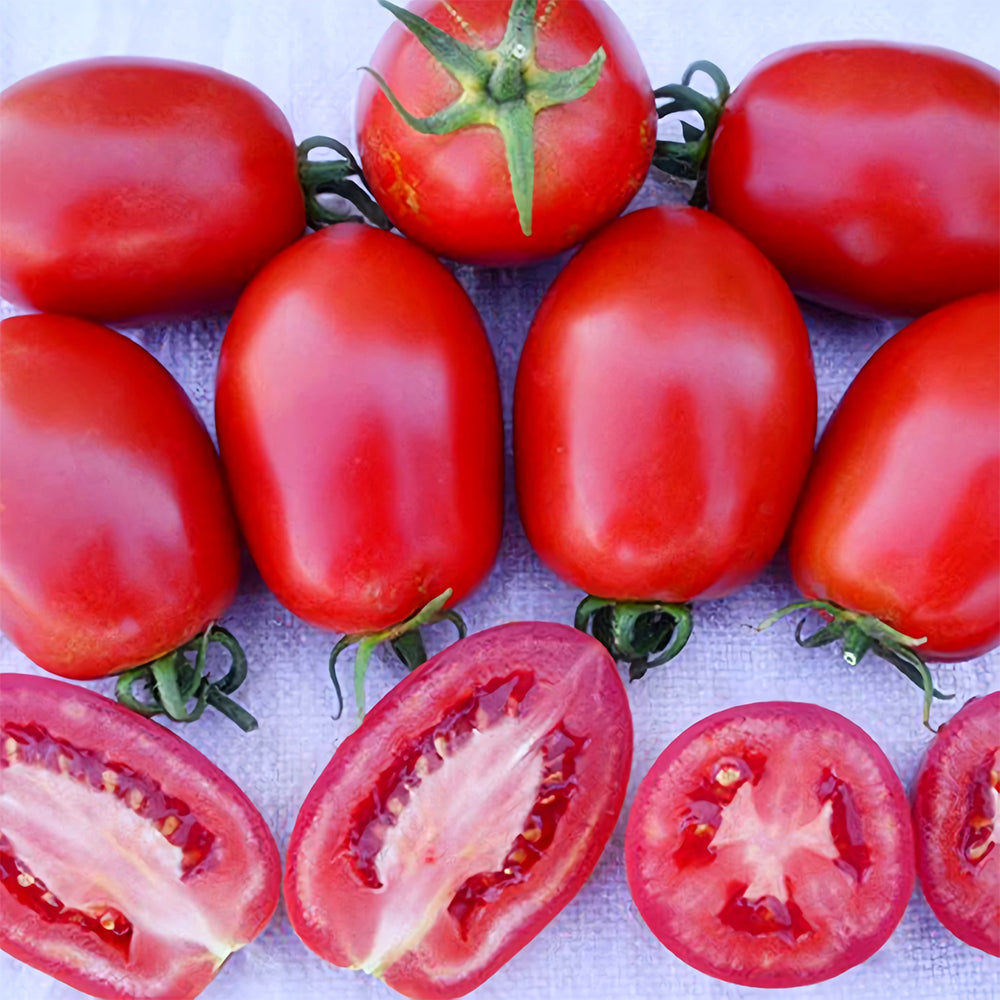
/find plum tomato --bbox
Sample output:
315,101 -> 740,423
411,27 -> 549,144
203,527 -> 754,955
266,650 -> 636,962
913,690 -> 1000,956
283,622 -> 632,999
0,673 -> 281,999
625,701 -> 915,987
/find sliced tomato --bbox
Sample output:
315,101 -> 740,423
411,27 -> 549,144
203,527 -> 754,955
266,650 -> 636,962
284,622 -> 632,999
0,674 -> 281,999
913,690 -> 1000,956
625,702 -> 915,987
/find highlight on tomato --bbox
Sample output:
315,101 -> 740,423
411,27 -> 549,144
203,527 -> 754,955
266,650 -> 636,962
354,0 -> 657,265
625,701 -> 915,988
654,42 -> 1000,317
0,314 -> 256,729
0,673 -> 281,999
284,621 -> 633,999
514,204 -> 816,678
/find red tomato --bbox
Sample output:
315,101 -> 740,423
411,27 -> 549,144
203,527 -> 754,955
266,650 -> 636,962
284,621 -> 632,998
788,292 -> 1000,661
0,315 -> 241,680
625,701 -> 915,987
215,223 -> 502,635
706,43 -> 1000,317
356,0 -> 656,266
0,673 -> 281,999
0,57 -> 304,323
913,690 -> 1000,956
514,205 -> 816,604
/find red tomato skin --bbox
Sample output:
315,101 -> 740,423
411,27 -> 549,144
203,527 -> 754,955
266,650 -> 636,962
707,42 -> 1000,318
356,0 -> 656,266
0,673 -> 281,999
788,292 -> 1000,660
0,57 -> 305,324
215,224 -> 503,634
913,690 -> 1000,956
0,315 -> 241,679
514,205 -> 816,602
284,621 -> 632,999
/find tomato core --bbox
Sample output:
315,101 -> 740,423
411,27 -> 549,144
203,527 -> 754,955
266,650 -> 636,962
960,749 -> 999,865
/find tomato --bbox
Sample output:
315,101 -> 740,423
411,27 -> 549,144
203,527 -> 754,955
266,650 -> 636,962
0,57 -> 304,323
913,690 -> 1000,956
215,223 -> 502,638
625,701 -> 915,987
284,621 -> 632,999
356,0 -> 656,266
0,315 -> 241,681
0,673 -> 281,999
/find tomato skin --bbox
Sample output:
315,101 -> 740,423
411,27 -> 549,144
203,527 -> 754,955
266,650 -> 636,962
707,42 -> 1000,317
356,0 -> 656,266
0,673 -> 281,999
788,292 -> 1000,660
0,57 -> 305,324
514,205 -> 816,603
215,224 -> 503,634
913,690 -> 1000,956
284,621 -> 632,999
625,701 -> 915,988
0,315 -> 241,680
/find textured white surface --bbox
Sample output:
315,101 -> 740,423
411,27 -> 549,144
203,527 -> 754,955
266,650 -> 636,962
2,1 -> 999,998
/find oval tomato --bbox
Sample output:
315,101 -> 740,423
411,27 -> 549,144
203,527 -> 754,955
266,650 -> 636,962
284,621 -> 632,999
625,701 -> 915,987
215,223 -> 502,636
913,690 -> 1000,956
0,673 -> 281,999
0,314 -> 241,681
356,0 -> 656,266
0,57 -> 304,323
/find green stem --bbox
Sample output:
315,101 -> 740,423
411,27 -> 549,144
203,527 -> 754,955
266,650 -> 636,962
297,136 -> 391,230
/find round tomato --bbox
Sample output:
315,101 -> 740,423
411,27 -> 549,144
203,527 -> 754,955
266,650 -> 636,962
0,315 -> 241,681
0,673 -> 281,999
355,0 -> 656,266
284,621 -> 632,999
625,701 -> 915,987
913,690 -> 1000,956
215,223 -> 502,638
0,57 -> 304,323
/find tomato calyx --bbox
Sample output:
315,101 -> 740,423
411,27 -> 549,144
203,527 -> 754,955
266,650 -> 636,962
365,0 -> 606,236
115,624 -> 259,731
297,136 -> 392,230
575,595 -> 692,680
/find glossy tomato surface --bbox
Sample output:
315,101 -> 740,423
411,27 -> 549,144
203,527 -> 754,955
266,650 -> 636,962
913,690 -> 1000,956
0,57 -> 304,323
514,205 -> 816,603
0,315 -> 241,679
625,701 -> 915,987
789,292 -> 1000,660
356,0 -> 656,266
284,622 -> 632,999
215,223 -> 503,635
707,42 -> 1000,317
0,673 -> 281,999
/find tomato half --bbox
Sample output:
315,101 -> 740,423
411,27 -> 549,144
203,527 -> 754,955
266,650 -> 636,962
356,0 -> 656,266
0,315 -> 241,680
284,621 -> 632,999
625,701 -> 915,987
215,223 -> 502,636
0,57 -> 304,323
913,690 -> 1000,956
0,673 -> 281,999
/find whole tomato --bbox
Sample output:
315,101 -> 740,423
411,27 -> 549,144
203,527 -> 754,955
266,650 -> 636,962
0,57 -> 305,323
356,0 -> 656,266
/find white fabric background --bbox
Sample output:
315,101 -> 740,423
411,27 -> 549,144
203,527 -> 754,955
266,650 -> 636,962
2,2 -> 999,999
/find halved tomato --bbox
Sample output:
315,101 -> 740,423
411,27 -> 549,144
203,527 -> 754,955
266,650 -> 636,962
283,622 -> 632,999
0,674 -> 281,999
625,702 -> 915,987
